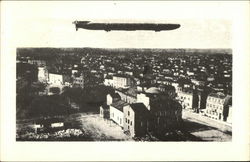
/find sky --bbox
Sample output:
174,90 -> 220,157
2,1 -> 233,48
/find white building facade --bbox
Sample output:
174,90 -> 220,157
49,73 -> 63,85
38,67 -> 48,83
205,93 -> 232,121
113,75 -> 132,89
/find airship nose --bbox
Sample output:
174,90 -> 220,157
72,20 -> 78,24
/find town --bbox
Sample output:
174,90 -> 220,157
16,48 -> 232,141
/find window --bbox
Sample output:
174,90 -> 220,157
130,121 -> 132,126
157,118 -> 160,124
125,118 -> 127,123
128,111 -> 130,116
128,119 -> 130,124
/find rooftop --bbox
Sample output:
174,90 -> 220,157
129,103 -> 149,114
110,100 -> 129,112
208,92 -> 227,99
145,87 -> 161,94
109,93 -> 121,99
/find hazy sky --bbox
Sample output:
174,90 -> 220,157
3,2 -> 232,48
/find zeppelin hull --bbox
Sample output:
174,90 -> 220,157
73,21 -> 180,32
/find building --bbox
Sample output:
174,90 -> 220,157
123,103 -> 150,137
227,105 -> 232,123
205,92 -> 232,121
48,73 -> 64,85
149,98 -> 182,136
100,93 -> 121,119
176,88 -> 198,110
136,87 -> 161,110
73,74 -> 84,88
136,83 -> 151,92
115,88 -> 137,104
137,87 -> 182,137
107,93 -> 121,105
38,67 -> 48,83
48,73 -> 71,86
196,86 -> 210,112
158,84 -> 176,99
104,75 -> 114,87
110,100 -> 129,127
28,59 -> 46,66
113,75 -> 132,89
191,78 -> 206,87
100,105 -> 110,119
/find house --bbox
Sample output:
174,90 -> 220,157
71,69 -> 78,76
110,100 -> 129,127
38,66 -> 48,83
48,73 -> 64,85
113,74 -> 132,89
158,84 -> 176,99
176,88 -> 199,110
48,73 -> 71,86
51,122 -> 64,128
73,74 -> 84,88
136,87 -> 161,110
205,92 -> 232,121
100,93 -> 120,119
115,88 -> 137,104
28,59 -> 46,66
123,103 -> 150,137
107,93 -> 121,105
191,79 -> 206,86
104,75 -> 114,87
124,71 -> 133,76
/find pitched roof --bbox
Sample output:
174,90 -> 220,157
101,104 -> 109,110
145,87 -> 161,94
109,93 -> 121,99
129,103 -> 149,114
110,100 -> 129,112
150,98 -> 182,111
208,92 -> 227,99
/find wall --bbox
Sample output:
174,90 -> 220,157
49,73 -> 63,85
205,96 -> 224,120
110,106 -> 124,127
123,105 -> 135,136
136,93 -> 150,110
38,67 -> 48,82
106,94 -> 113,105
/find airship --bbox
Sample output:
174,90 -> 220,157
73,20 -> 180,32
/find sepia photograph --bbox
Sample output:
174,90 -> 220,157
1,1 -> 250,161
16,47 -> 232,142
